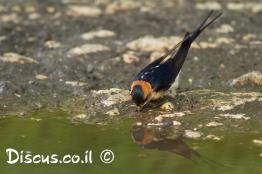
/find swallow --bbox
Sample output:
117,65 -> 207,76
130,11 -> 222,111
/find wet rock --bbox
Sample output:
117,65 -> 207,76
35,74 -> 48,80
81,30 -> 116,40
0,52 -> 38,64
160,102 -> 174,111
106,108 -> 120,116
219,113 -> 250,120
206,121 -> 223,127
44,40 -> 63,48
229,71 -> 262,87
66,5 -> 102,17
184,130 -> 203,139
127,35 -> 181,52
67,44 -> 110,57
253,139 -> 262,147
65,81 -> 87,87
205,134 -> 222,141
195,2 -> 222,10
216,24 -> 234,33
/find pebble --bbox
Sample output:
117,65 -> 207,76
216,24 -> 234,33
205,134 -> 222,141
219,113 -> 250,120
195,2 -> 222,10
227,2 -> 262,13
229,71 -> 262,87
172,120 -> 181,126
66,5 -> 102,17
65,81 -> 87,87
35,74 -> 48,80
44,40 -> 63,48
260,153 -> 262,157
253,139 -> 262,147
106,108 -> 120,116
160,102 -> 174,111
206,121 -> 223,127
184,130 -> 203,139
81,30 -> 116,40
126,35 -> 181,52
122,52 -> 140,64
67,44 -> 110,57
0,52 -> 38,64
74,114 -> 87,119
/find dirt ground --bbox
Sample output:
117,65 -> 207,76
0,0 -> 261,133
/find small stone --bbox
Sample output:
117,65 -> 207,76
65,81 -> 87,87
260,153 -> 262,157
106,108 -> 120,116
126,35 -> 181,52
184,130 -> 203,139
0,52 -> 38,64
35,74 -> 48,80
219,113 -> 250,120
193,56 -> 199,61
253,139 -> 262,146
172,121 -> 181,126
66,5 -> 102,17
229,71 -> 262,87
74,114 -> 87,119
67,44 -> 110,57
81,30 -> 116,40
122,52 -> 140,64
15,93 -> 21,98
44,40 -> 63,48
136,122 -> 142,126
160,102 -> 174,111
93,88 -> 130,107
205,134 -> 222,141
206,121 -> 223,127
195,2 -> 222,10
28,13 -> 40,20
188,78 -> 193,84
216,24 -> 234,33
242,34 -> 256,41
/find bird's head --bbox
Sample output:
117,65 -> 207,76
130,80 -> 152,110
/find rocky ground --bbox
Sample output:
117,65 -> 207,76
0,0 -> 262,140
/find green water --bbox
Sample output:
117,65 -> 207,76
0,111 -> 261,174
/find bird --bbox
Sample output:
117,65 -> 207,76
130,11 -> 222,111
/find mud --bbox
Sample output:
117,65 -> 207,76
0,0 -> 261,136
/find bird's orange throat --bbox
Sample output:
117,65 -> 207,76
131,80 -> 152,99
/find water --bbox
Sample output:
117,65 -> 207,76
0,111 -> 261,174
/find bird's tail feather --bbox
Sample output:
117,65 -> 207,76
187,10 -> 222,43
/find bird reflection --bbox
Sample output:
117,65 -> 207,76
131,121 -> 199,160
